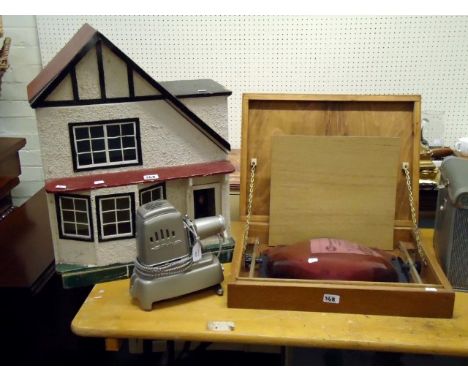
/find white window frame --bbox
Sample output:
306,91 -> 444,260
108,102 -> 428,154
70,119 -> 140,170
56,194 -> 92,241
96,193 -> 135,241
188,182 -> 221,219
139,183 -> 166,206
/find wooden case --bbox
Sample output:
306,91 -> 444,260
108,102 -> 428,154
227,94 -> 455,318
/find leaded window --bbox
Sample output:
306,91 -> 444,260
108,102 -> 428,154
139,183 -> 166,206
56,194 -> 93,241
96,193 -> 135,241
69,118 -> 141,171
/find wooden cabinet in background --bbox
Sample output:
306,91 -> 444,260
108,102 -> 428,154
0,137 -> 25,217
0,137 -> 55,294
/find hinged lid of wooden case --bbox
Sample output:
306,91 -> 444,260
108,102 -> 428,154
239,94 -> 421,244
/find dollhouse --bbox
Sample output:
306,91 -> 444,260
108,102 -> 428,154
27,24 -> 234,286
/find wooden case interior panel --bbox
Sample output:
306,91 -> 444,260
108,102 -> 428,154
268,135 -> 400,249
240,95 -> 419,236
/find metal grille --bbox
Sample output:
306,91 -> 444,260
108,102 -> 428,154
143,200 -> 166,211
449,208 -> 468,289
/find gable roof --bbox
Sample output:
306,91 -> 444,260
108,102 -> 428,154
27,24 -> 230,153
27,23 -> 98,104
160,79 -> 232,98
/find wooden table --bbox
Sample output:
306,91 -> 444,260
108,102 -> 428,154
72,222 -> 468,357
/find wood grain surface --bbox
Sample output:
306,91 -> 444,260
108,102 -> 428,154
239,94 -> 420,242
268,136 -> 400,249
72,223 -> 467,356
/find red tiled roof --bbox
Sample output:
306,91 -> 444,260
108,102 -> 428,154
45,160 -> 235,194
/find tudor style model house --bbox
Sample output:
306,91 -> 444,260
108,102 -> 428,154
27,24 -> 234,273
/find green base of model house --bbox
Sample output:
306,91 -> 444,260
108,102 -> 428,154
56,237 -> 236,289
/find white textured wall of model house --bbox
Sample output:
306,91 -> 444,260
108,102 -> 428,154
0,16 -> 43,206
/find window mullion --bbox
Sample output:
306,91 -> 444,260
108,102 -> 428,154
119,124 -> 124,160
100,199 -> 105,239
87,126 -> 93,165
114,208 -> 118,235
73,128 -> 80,166
72,198 -> 78,236
132,131 -> 137,161
85,206 -> 90,237
60,197 -> 66,235
103,123 -> 110,164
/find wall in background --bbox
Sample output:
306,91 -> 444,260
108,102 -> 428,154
0,15 -> 43,206
2,16 -> 468,206
36,15 -> 468,148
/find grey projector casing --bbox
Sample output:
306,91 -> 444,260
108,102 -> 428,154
130,200 -> 224,310
434,156 -> 468,290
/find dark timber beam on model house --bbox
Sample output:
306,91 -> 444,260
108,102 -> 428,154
27,23 -> 231,153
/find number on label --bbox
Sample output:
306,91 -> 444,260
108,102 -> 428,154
323,294 -> 340,304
